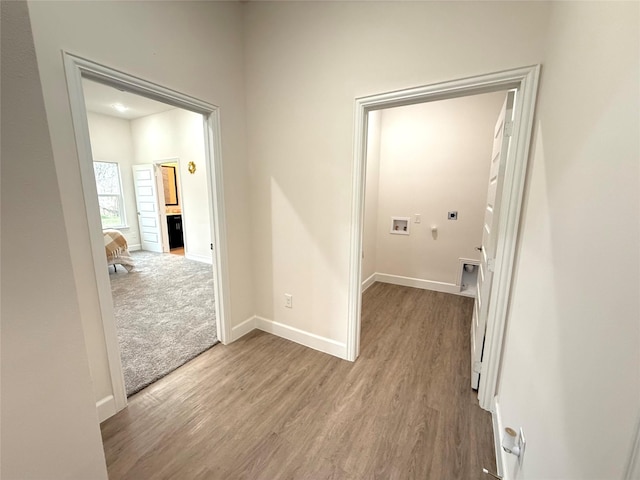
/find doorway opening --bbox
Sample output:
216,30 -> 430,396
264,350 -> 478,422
360,89 -> 511,390
155,160 -> 185,256
64,53 -> 231,420
348,66 -> 540,412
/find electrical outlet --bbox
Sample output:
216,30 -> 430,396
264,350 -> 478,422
284,294 -> 293,308
448,211 -> 458,220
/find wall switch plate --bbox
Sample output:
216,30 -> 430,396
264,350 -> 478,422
285,294 -> 293,308
414,214 -> 421,224
448,211 -> 458,220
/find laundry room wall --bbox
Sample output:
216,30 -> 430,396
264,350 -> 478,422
372,92 -> 505,290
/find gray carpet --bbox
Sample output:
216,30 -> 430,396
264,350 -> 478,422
109,250 -> 218,396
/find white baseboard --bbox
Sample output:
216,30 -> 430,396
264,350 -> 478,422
97,395 -> 116,423
129,243 -> 141,252
185,252 -> 213,264
375,273 -> 460,295
361,273 -> 377,292
492,396 -> 510,480
230,315 -> 348,360
255,316 -> 348,359
230,316 -> 257,342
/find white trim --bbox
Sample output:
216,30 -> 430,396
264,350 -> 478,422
129,243 -> 141,252
255,316 -> 348,359
492,396 -> 509,479
203,107 -> 232,346
230,316 -> 257,342
347,66 -> 541,410
185,252 -> 213,265
96,395 -> 116,424
63,53 -> 128,416
456,257 -> 480,287
361,272 -> 377,292
63,52 -> 232,420
477,66 -> 540,410
375,273 -> 459,295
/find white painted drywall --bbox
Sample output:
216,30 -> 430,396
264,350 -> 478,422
27,0 -> 253,409
362,110 -> 382,283
497,2 -> 640,479
130,109 -> 212,262
86,111 -> 141,249
245,1 -> 550,342
374,93 -> 505,286
1,1 -> 108,477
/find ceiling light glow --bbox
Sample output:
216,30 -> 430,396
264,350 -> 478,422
112,103 -> 129,113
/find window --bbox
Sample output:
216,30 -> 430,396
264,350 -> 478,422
93,161 -> 126,229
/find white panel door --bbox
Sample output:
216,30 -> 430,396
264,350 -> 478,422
132,164 -> 163,253
471,91 -> 515,390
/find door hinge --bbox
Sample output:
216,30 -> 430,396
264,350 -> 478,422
487,258 -> 495,273
504,121 -> 514,137
473,361 -> 483,374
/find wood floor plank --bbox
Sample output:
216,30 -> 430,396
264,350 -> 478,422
101,282 -> 496,479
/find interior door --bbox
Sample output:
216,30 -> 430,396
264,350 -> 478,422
471,90 -> 515,390
132,164 -> 163,253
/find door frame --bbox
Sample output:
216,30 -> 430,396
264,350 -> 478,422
347,65 -> 540,411
153,158 -> 184,254
63,52 -> 232,418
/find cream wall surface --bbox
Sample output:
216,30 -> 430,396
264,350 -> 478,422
245,0 -> 550,344
362,110 -> 381,283
27,0 -> 253,408
9,1 -> 638,478
497,2 -> 640,478
87,112 -> 141,249
1,1 -> 108,477
131,109 -> 212,262
374,93 -> 504,286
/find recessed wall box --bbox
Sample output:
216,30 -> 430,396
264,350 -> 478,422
390,217 -> 410,235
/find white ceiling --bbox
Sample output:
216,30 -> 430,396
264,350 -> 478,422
81,78 -> 176,120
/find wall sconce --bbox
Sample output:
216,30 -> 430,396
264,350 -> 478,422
188,161 -> 196,174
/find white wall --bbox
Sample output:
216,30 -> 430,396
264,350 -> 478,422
27,0 -> 253,412
1,1 -> 108,477
86,111 -> 141,249
15,1 -> 639,478
131,109 -> 212,262
245,1 -> 550,345
361,110 -> 382,284
374,93 -> 504,287
497,2 -> 639,479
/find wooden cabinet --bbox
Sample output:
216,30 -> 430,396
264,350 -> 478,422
167,214 -> 184,249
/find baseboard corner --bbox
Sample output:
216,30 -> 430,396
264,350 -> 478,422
255,316 -> 348,360
230,316 -> 257,342
97,395 -> 116,423
361,273 -> 377,292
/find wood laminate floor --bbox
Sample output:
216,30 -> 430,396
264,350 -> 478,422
101,282 -> 496,479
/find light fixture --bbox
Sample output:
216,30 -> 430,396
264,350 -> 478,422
111,103 -> 129,113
